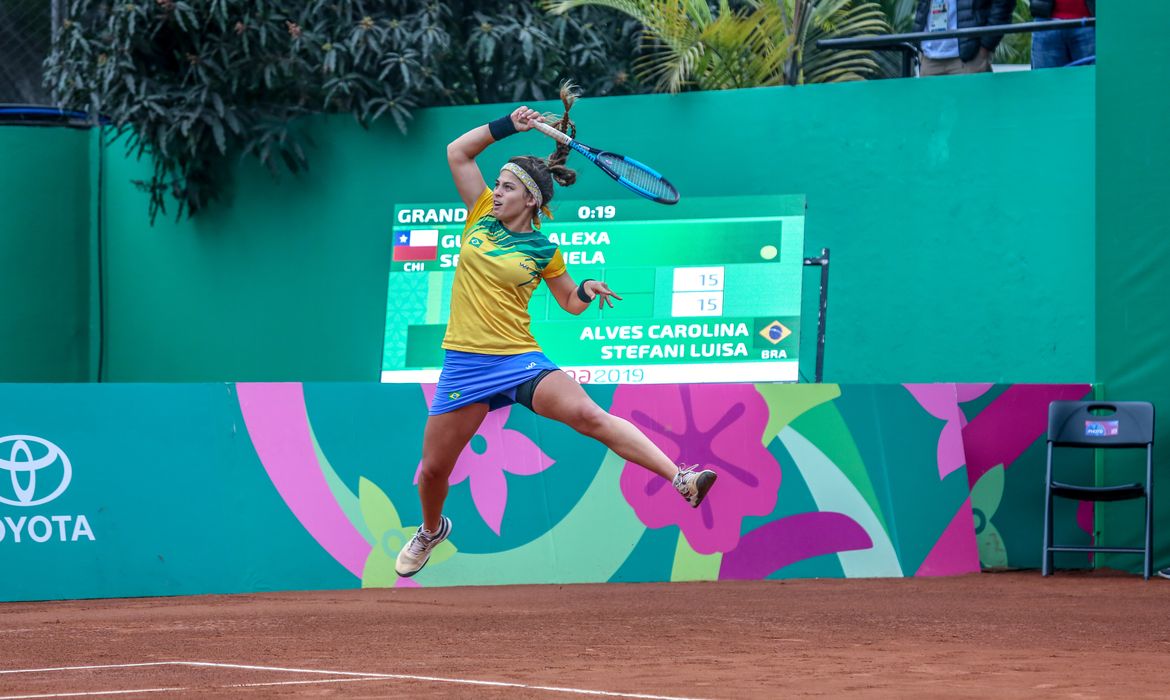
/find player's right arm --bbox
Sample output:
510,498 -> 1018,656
447,126 -> 490,210
447,106 -> 544,209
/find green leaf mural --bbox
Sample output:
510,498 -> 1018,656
412,450 -> 645,586
971,465 -> 1008,569
671,532 -> 722,581
778,426 -> 903,577
359,477 -> 456,587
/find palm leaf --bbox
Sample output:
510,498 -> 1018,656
802,0 -> 889,83
547,0 -> 891,91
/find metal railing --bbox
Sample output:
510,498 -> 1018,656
817,17 -> 1096,78
0,105 -> 105,127
1,0 -> 68,104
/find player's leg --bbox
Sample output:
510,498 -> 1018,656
529,370 -> 716,507
396,401 -> 489,577
419,401 -> 489,528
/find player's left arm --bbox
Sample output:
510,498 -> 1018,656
546,272 -> 622,316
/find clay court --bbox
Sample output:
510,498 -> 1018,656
2,571 -> 1167,699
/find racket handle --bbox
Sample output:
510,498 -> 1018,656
532,120 -> 572,145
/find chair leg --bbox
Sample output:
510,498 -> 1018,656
1043,445 -> 1054,577
1144,448 -> 1154,581
1042,490 -> 1053,577
1145,492 -> 1154,581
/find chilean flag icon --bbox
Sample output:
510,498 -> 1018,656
392,229 -> 439,262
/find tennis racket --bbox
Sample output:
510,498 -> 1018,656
532,121 -> 680,205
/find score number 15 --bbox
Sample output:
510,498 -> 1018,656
671,266 -> 725,317
697,273 -> 721,311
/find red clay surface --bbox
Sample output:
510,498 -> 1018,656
2,571 -> 1168,699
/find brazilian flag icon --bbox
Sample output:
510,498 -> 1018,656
758,320 -> 792,345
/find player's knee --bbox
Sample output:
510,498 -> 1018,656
417,459 -> 451,485
571,405 -> 611,438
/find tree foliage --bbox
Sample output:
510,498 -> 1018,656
45,0 -> 645,222
543,0 -> 891,92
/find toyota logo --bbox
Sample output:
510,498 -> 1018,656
0,435 -> 72,507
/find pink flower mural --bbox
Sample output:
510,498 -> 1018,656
903,383 -> 993,480
610,383 -> 781,555
416,385 -> 555,535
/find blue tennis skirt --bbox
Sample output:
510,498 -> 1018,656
429,349 -> 560,415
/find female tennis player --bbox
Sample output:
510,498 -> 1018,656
395,88 -> 717,577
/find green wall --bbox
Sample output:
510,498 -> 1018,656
97,68 -> 1096,383
1094,1 -> 1170,572
0,126 -> 95,381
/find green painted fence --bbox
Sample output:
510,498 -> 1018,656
88,68 -> 1096,384
0,382 -> 1089,602
1094,0 -> 1170,573
0,127 -> 97,382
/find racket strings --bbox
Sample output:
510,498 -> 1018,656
598,154 -> 678,201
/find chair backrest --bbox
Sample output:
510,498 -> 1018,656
1048,401 -> 1155,448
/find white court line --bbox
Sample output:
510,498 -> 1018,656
0,664 -> 174,675
0,661 -> 714,700
181,662 -> 712,699
177,661 -> 385,678
228,677 -> 393,688
220,676 -> 690,695
0,689 -> 185,699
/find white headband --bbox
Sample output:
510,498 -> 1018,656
500,162 -> 543,208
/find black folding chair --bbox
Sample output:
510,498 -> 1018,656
1043,401 -> 1155,580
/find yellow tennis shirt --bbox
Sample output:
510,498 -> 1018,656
441,188 -> 566,354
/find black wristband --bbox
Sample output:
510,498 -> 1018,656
576,279 -> 595,303
488,114 -> 518,141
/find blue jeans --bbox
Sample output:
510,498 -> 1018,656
1031,18 -> 1095,69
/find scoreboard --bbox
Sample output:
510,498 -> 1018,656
381,194 -> 804,384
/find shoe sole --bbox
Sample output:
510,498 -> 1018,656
395,517 -> 451,578
690,471 -> 717,507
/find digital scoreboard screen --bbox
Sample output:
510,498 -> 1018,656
381,194 -> 804,384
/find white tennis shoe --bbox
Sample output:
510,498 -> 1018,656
395,516 -> 452,578
673,465 -> 717,507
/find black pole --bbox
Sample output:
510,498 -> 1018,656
803,249 -> 830,383
816,248 -> 829,384
901,46 -> 915,79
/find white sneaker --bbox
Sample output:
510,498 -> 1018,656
1158,567 -> 1170,580
673,465 -> 717,507
395,516 -> 452,578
